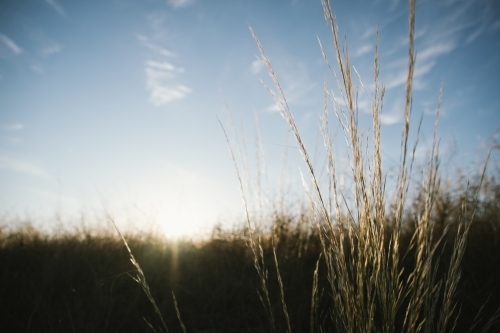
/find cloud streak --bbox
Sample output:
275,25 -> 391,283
251,58 -> 264,74
0,33 -> 23,55
145,62 -> 191,106
354,44 -> 372,57
44,0 -> 65,17
2,123 -> 24,131
41,42 -> 61,58
0,156 -> 50,179
137,34 -> 176,58
262,61 -> 316,112
31,63 -> 44,74
384,41 -> 456,90
138,24 -> 190,106
167,0 -> 195,9
380,98 -> 404,125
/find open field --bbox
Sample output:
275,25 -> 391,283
1,178 -> 500,333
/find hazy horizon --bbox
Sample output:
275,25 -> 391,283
1,0 -> 499,237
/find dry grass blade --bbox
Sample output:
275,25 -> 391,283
217,116 -> 277,333
106,212 -> 169,333
143,317 -> 160,333
172,291 -> 187,333
310,254 -> 322,333
476,305 -> 500,333
249,26 -> 331,229
469,296 -> 500,333
273,243 -> 292,333
438,151 -> 492,333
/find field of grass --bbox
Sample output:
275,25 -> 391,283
2,0 -> 500,332
1,179 -> 499,333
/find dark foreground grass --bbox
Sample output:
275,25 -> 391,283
1,176 -> 499,332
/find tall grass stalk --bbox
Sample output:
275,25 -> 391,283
218,117 -> 278,333
107,215 -> 189,333
107,213 -> 170,333
244,0 -> 492,332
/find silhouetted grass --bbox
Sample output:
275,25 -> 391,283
1,177 -> 499,332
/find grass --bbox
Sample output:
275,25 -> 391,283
1,185 -> 500,332
2,0 -> 500,332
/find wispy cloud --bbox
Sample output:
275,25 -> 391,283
44,0 -> 65,17
138,17 -> 190,106
251,58 -> 264,74
262,61 -> 316,112
380,0 -> 499,96
28,31 -> 63,75
354,44 -> 372,57
167,0 -> 195,9
390,0 -> 400,11
466,26 -> 483,43
0,156 -> 50,179
41,42 -> 61,58
463,1 -> 500,44
137,34 -> 176,58
145,61 -> 191,106
31,63 -> 45,74
362,26 -> 377,39
418,41 -> 456,61
384,67 -> 409,91
384,41 -> 456,90
0,33 -> 23,56
380,98 -> 404,125
428,0 -> 491,48
147,60 -> 184,72
2,123 -> 24,131
380,113 -> 400,126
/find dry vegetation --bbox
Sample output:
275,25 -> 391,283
1,178 -> 500,332
2,0 -> 500,332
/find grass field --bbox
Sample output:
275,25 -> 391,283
2,0 -> 500,332
1,178 -> 499,332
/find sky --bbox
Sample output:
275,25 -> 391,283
1,0 -> 499,238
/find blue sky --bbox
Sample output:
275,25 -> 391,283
1,0 -> 499,237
